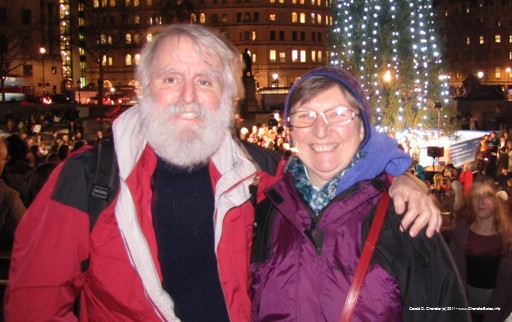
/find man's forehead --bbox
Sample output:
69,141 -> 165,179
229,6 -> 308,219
154,35 -> 220,68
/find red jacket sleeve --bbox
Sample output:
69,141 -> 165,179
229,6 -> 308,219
256,158 -> 287,203
4,160 -> 90,321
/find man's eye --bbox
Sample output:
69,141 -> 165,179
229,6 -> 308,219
164,77 -> 178,84
198,79 -> 212,86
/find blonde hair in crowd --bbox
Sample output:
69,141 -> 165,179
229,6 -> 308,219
461,178 -> 512,243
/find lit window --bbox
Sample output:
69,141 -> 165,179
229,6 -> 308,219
318,50 -> 322,62
252,31 -> 257,41
102,55 -> 107,66
291,12 -> 297,23
496,34 -> 501,43
252,54 -> 257,63
300,50 -> 306,62
300,0 -> 304,4
479,35 -> 484,44
311,13 -> 315,24
191,14 -> 197,23
269,50 -> 277,62
510,35 -> 512,43
125,33 -> 132,44
279,0 -> 284,3
292,50 -> 298,62
108,57 -> 113,66
94,0 -> 99,8
200,13 -> 206,23
147,33 -> 153,42
311,50 -> 316,62
110,0 -> 116,6
270,13 -> 276,21
269,0 -> 275,3
134,0 -> 139,6
135,54 -> 141,65
311,0 -> 314,4
292,0 -> 297,3
126,54 -> 132,66
496,67 -> 501,79
108,36 -> 112,44
300,13 -> 305,23
147,0 -> 152,5
134,34 -> 141,44
102,0 -> 107,6
125,0 -> 130,6
317,14 -> 322,24
100,34 -> 107,44
466,36 -> 470,45
279,52 -> 286,62
134,15 -> 140,24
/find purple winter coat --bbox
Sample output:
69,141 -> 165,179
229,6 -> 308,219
250,174 -> 470,322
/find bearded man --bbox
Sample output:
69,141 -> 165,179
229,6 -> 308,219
5,24 -> 440,322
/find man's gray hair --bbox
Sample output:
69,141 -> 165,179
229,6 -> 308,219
137,24 -> 243,104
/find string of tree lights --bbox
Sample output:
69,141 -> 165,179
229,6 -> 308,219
328,0 -> 457,138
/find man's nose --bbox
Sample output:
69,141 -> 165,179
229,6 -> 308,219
180,80 -> 197,104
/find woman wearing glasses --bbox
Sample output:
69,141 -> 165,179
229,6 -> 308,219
446,179 -> 512,322
250,66 -> 469,321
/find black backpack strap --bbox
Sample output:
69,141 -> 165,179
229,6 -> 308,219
88,140 -> 119,232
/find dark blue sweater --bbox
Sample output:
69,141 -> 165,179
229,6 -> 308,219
152,158 -> 229,322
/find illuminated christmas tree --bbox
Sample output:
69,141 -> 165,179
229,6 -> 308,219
329,0 -> 457,137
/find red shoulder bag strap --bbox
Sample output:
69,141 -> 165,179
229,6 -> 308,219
339,191 -> 390,322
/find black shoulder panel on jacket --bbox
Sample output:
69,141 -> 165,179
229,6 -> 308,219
239,140 -> 281,175
51,149 -> 93,214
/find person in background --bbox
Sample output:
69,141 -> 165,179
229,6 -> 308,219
497,146 -> 509,188
477,138 -> 492,178
250,66 -> 468,322
446,179 -> 512,322
447,167 -> 464,220
5,25 -> 440,321
459,162 -> 474,195
0,138 -> 26,253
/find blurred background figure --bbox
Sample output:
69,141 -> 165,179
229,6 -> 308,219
445,179 -> 512,322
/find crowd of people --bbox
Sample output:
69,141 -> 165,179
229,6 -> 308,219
404,132 -> 512,322
0,112 -> 106,252
1,23 -> 511,322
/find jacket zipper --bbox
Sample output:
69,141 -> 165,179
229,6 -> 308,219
212,169 -> 257,320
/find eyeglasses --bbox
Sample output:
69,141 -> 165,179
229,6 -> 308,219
287,106 -> 359,128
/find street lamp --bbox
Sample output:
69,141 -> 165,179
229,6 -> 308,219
77,79 -> 82,104
39,47 -> 47,96
434,102 -> 442,146
506,67 -> 511,99
477,71 -> 484,79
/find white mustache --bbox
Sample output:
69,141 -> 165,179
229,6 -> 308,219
165,103 -> 208,119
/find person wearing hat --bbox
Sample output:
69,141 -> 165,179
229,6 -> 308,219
250,66 -> 469,321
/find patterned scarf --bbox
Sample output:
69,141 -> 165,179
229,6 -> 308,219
285,152 -> 363,215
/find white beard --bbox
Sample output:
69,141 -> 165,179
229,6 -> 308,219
140,95 -> 233,171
